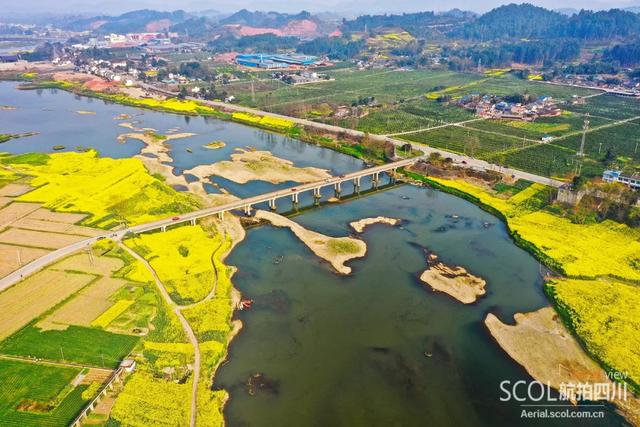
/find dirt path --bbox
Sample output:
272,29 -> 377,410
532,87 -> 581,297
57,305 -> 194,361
119,243 -> 199,427
384,118 -> 487,137
0,353 -> 114,372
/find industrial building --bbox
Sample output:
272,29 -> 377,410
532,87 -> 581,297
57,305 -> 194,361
235,53 -> 318,69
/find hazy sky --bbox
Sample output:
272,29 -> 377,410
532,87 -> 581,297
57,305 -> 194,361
3,0 -> 640,15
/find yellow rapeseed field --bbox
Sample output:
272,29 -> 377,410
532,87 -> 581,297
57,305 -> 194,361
12,151 -> 200,227
232,112 -> 295,131
91,300 -> 135,328
111,372 -> 191,427
428,176 -> 640,280
550,278 -> 640,388
510,213 -> 640,280
125,225 -> 224,304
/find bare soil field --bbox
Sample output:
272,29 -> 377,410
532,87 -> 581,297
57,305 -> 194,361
0,228 -> 87,249
0,202 -> 41,227
0,200 -> 98,277
0,184 -> 32,197
12,217 -> 101,237
38,277 -> 125,330
38,255 -> 128,330
28,208 -> 87,224
0,243 -> 49,278
0,269 -> 95,339
80,368 -> 112,385
0,197 -> 14,208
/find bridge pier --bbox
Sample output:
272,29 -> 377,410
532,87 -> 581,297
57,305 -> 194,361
389,168 -> 397,183
190,218 -> 196,226
291,193 -> 299,204
268,199 -> 277,210
217,211 -> 225,220
353,177 -> 361,189
161,225 -> 166,232
372,172 -> 380,189
334,182 -> 341,197
244,205 -> 252,216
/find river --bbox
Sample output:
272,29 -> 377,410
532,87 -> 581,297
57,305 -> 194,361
0,81 -> 624,426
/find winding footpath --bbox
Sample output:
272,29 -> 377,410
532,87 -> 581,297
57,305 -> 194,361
119,243 -> 200,427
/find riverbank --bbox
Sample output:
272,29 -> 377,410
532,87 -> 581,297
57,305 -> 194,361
486,307 -> 640,425
9,77 -> 407,168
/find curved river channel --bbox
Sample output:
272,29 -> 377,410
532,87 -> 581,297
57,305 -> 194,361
0,82 -> 624,426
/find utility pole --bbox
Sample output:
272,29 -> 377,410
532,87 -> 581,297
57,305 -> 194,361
578,113 -> 590,157
575,113 -> 589,175
251,81 -> 255,103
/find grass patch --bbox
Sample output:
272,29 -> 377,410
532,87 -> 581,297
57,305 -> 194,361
327,239 -> 362,254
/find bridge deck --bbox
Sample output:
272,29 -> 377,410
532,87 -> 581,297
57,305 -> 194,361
130,157 -> 417,233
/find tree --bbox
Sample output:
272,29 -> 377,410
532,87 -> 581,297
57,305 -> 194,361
464,134 -> 480,158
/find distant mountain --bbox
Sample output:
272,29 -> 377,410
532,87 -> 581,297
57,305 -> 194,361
341,10 -> 473,34
215,9 -> 336,39
456,3 -> 566,40
624,6 -> 640,14
453,4 -> 640,41
219,9 -> 311,28
561,9 -> 640,39
170,17 -> 218,38
554,8 -> 578,16
64,9 -> 190,33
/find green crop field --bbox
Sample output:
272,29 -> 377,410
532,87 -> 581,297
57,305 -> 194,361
563,95 -> 640,120
430,74 -> 599,100
221,65 -> 640,178
222,68 -> 483,114
556,122 -> 640,160
487,143 -> 603,177
400,125 -> 535,156
0,359 -> 87,427
0,326 -> 138,368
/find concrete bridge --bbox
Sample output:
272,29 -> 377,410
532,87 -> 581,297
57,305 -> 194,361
130,156 -> 417,233
0,157 -> 418,292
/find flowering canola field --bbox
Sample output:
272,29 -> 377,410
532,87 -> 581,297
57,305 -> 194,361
9,151 -> 200,228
